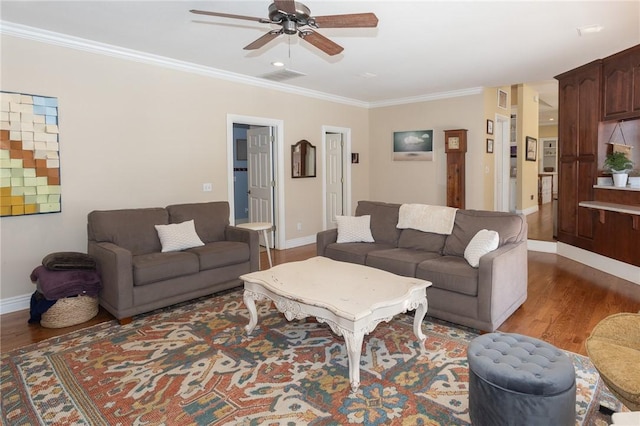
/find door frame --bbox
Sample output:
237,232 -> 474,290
321,126 -> 352,229
494,113 -> 511,212
227,114 -> 285,250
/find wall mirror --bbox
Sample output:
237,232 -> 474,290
291,139 -> 316,178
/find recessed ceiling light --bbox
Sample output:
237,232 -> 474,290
359,72 -> 377,79
577,25 -> 604,36
272,61 -> 285,67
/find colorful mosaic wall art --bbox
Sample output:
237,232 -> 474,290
0,91 -> 61,217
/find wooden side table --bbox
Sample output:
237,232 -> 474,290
236,222 -> 273,268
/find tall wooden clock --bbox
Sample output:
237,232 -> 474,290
444,129 -> 467,209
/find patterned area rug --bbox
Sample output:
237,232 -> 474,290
1,289 -> 623,425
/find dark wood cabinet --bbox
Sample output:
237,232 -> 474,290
602,44 -> 640,121
444,129 -> 467,209
556,44 -> 640,267
555,61 -> 601,250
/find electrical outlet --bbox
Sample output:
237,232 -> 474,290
297,222 -> 302,231
203,183 -> 212,192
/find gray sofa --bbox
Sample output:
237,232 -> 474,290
88,202 -> 259,323
317,201 -> 528,331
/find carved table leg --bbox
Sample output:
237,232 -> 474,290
413,298 -> 428,351
343,330 -> 365,393
243,290 -> 259,334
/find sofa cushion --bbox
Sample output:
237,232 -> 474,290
167,202 -> 230,243
366,248 -> 442,277
336,215 -> 375,243
186,241 -> 251,271
132,252 -> 199,286
443,210 -> 526,257
323,242 -> 395,265
88,208 -> 168,255
416,256 -> 479,296
398,229 -> 447,253
356,201 -> 402,245
155,220 -> 205,252
464,229 -> 499,268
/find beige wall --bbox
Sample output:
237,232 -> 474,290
368,95 -> 485,207
0,35 -> 370,301
515,84 -> 539,212
539,125 -> 558,139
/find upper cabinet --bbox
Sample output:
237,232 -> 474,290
602,44 -> 640,121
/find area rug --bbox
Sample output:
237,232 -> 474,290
1,289 -> 623,425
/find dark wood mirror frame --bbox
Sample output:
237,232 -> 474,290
291,139 -> 316,178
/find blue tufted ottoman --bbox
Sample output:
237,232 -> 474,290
467,333 -> 576,426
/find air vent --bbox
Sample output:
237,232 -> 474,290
260,69 -> 306,82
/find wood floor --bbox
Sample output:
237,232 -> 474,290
526,200 -> 555,242
2,244 -> 639,356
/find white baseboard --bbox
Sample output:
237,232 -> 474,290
0,293 -> 32,315
528,239 -> 639,285
519,205 -> 539,216
556,242 -> 640,285
527,239 -> 557,253
284,235 -> 316,249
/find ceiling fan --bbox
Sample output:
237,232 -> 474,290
190,0 -> 378,56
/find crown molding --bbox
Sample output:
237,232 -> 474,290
368,87 -> 484,108
1,20 -> 483,109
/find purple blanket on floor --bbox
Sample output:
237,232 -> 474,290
30,266 -> 102,300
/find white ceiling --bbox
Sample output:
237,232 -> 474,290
2,1 -> 640,124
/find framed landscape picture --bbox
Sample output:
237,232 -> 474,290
393,130 -> 433,161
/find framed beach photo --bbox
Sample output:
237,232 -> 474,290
393,130 -> 433,161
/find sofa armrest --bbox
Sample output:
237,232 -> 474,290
88,241 -> 134,317
226,225 -> 259,272
476,240 -> 528,329
317,229 -> 338,256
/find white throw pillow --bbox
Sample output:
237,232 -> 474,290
464,229 -> 499,268
336,215 -> 375,243
155,220 -> 205,252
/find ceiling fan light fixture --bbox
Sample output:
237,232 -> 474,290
282,20 -> 298,35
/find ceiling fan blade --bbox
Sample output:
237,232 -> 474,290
313,13 -> 379,28
244,31 -> 281,50
274,0 -> 297,15
190,9 -> 266,23
299,30 -> 343,56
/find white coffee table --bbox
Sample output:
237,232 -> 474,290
240,256 -> 431,392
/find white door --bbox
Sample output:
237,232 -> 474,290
325,132 -> 343,229
247,126 -> 273,248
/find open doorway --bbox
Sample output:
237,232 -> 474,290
227,114 -> 285,250
322,126 -> 352,229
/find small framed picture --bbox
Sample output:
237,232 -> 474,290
486,138 -> 494,153
486,119 -> 494,135
498,89 -> 508,109
351,153 -> 359,164
526,136 -> 537,161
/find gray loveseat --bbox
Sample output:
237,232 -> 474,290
317,201 -> 528,331
88,201 -> 259,323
